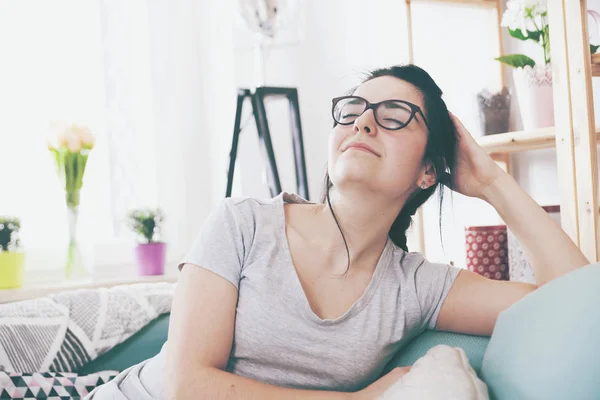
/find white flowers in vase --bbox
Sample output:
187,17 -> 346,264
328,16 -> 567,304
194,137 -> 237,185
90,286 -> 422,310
497,0 -> 550,69
47,121 -> 96,277
497,0 -> 598,69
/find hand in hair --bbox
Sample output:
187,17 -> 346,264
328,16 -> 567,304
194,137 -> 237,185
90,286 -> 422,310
444,113 -> 504,199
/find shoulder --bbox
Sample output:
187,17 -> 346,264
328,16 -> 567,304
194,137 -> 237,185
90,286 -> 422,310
218,195 -> 281,222
208,195 -> 287,239
389,246 -> 461,283
217,192 -> 309,223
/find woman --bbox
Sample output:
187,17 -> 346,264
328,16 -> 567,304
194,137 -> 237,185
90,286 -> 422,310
88,65 -> 589,399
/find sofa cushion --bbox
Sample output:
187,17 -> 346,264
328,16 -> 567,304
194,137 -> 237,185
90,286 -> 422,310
481,263 -> 600,400
381,345 -> 489,399
384,330 -> 490,376
78,313 -> 170,374
0,370 -> 118,399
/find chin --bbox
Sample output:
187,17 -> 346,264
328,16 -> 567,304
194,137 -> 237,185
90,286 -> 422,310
331,164 -> 377,188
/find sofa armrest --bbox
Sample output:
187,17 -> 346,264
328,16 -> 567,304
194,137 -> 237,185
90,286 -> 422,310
77,313 -> 170,374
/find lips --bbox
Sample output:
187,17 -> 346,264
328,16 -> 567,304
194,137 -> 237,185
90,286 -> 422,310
343,142 -> 380,157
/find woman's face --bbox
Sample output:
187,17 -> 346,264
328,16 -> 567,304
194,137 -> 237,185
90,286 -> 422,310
328,76 -> 431,200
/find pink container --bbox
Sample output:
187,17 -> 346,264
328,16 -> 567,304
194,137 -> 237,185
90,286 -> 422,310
135,242 -> 166,276
464,225 -> 509,281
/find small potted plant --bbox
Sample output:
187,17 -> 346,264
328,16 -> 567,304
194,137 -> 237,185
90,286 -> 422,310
0,217 -> 24,289
496,0 -> 600,131
127,209 -> 166,276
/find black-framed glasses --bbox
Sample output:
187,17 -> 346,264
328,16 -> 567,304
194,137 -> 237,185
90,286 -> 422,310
332,96 -> 430,132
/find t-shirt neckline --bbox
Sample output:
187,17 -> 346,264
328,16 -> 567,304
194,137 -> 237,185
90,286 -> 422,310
277,192 -> 393,325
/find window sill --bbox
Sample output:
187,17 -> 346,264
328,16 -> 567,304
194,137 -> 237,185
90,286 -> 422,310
0,260 -> 179,304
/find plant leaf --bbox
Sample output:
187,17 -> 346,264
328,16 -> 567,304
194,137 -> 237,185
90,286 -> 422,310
495,54 -> 536,69
508,28 -> 541,43
591,44 -> 600,54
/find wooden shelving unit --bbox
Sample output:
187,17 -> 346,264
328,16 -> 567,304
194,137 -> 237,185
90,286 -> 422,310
476,128 -> 600,154
592,54 -> 600,76
406,0 -> 600,262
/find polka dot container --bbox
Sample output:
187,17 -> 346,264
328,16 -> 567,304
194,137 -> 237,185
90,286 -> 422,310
464,225 -> 509,281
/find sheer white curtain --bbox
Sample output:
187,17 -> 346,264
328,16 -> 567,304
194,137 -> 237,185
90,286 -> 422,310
0,0 -> 237,278
0,1 -> 113,272
93,0 -> 163,268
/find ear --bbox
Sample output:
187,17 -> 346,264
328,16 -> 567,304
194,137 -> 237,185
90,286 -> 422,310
415,161 -> 437,190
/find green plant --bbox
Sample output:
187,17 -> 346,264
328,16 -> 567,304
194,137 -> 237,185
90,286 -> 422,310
127,209 -> 164,244
47,121 -> 95,208
0,217 -> 21,252
497,0 -> 598,69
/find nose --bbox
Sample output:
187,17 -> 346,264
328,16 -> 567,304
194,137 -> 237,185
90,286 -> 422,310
353,108 -> 376,136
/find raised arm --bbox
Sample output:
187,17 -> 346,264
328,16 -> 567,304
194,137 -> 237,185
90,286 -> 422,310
436,114 -> 589,336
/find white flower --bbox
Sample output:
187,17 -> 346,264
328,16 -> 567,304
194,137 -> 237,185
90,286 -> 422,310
47,120 -> 69,150
47,120 -> 95,152
64,129 -> 82,152
502,0 -> 548,37
501,2 -> 525,30
523,0 -> 547,14
71,123 -> 95,149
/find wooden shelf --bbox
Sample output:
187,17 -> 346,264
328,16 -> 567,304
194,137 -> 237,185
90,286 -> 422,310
592,54 -> 600,77
477,127 -> 600,154
477,127 -> 555,153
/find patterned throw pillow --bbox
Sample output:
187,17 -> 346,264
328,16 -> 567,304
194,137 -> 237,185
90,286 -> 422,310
0,371 -> 118,399
0,282 -> 174,373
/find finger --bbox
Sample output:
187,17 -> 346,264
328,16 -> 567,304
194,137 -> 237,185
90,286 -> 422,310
449,112 -> 467,138
449,112 -> 477,144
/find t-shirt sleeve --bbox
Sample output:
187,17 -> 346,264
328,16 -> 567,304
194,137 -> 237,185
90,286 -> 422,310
414,258 -> 462,330
178,199 -> 248,290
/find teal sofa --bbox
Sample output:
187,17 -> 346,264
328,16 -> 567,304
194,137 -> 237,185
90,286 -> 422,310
80,263 -> 600,400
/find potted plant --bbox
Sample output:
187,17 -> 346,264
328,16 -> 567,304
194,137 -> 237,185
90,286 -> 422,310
127,209 -> 166,276
496,0 -> 554,131
0,217 -> 24,289
497,0 -> 600,131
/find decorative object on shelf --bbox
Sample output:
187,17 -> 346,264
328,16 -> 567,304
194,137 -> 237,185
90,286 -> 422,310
464,225 -> 509,281
508,205 -> 560,284
511,65 -> 554,131
477,88 -> 511,135
47,121 -> 95,279
0,217 -> 24,289
497,1 -> 600,130
496,0 -> 555,131
588,9 -> 600,55
127,208 -> 166,276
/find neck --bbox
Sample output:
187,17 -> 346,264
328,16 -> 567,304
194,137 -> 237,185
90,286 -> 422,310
320,186 -> 407,266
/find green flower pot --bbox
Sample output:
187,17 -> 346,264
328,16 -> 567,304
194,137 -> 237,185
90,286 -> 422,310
0,252 -> 25,289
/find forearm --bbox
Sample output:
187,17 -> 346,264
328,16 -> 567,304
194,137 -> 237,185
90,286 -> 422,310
168,367 -> 353,400
481,172 -> 589,285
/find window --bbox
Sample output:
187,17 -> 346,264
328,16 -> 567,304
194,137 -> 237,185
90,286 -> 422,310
0,1 -> 158,274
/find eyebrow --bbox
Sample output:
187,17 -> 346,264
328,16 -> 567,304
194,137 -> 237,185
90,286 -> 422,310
382,100 -> 423,123
347,98 -> 364,105
382,101 -> 411,110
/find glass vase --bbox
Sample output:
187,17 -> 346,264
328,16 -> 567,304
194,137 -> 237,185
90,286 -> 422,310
66,204 -> 87,279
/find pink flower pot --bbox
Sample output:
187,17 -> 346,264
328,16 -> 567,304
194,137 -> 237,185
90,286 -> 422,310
464,225 -> 509,281
135,242 -> 166,276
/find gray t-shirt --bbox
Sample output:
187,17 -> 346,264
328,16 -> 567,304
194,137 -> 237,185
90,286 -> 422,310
87,192 -> 460,399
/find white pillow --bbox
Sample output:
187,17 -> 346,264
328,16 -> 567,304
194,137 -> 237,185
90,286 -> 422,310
379,345 -> 489,400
